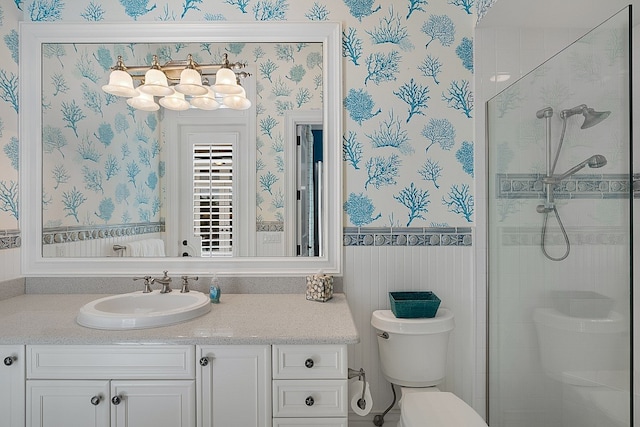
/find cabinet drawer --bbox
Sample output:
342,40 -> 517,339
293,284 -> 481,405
273,380 -> 347,418
272,345 -> 346,379
27,345 -> 195,379
273,418 -> 347,426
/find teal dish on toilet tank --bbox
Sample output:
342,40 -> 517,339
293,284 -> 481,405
389,291 -> 441,318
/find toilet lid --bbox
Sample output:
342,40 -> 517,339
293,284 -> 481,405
400,392 -> 487,427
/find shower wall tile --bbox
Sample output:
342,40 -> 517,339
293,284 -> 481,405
518,32 -> 546,76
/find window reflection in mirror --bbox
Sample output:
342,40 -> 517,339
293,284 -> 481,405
40,41 -> 323,258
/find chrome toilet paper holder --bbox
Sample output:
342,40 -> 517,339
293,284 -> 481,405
348,367 -> 367,410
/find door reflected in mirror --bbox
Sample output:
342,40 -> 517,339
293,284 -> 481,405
40,40 -> 323,258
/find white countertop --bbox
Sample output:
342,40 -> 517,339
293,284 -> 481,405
0,293 -> 359,345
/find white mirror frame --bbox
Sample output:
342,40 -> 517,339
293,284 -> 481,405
20,21 -> 342,277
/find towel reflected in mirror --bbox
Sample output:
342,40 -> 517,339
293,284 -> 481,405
119,239 -> 166,257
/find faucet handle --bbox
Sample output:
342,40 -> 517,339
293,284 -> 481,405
155,271 -> 173,293
133,276 -> 153,293
180,276 -> 199,293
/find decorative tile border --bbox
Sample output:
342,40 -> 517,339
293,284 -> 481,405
343,227 -> 473,247
499,226 -> 628,246
2,225 -> 476,249
0,229 -> 20,250
256,221 -> 284,232
42,222 -> 165,245
496,173 -> 633,199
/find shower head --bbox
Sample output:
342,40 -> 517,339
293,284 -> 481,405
581,108 -> 611,129
587,154 -> 607,168
553,154 -> 607,181
559,104 -> 611,129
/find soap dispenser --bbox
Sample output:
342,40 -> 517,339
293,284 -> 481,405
209,274 -> 221,303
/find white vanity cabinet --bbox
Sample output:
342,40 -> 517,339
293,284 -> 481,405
25,345 -> 196,427
272,345 -> 348,427
0,345 -> 25,427
197,345 -> 272,427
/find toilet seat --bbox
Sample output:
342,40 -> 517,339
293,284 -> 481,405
399,392 -> 487,427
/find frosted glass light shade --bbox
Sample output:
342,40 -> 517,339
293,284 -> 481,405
138,69 -> 174,96
222,87 -> 251,110
159,91 -> 190,111
126,92 -> 159,111
175,68 -> 208,96
190,87 -> 220,110
213,68 -> 243,94
102,70 -> 137,97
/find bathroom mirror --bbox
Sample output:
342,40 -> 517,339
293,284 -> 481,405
20,21 -> 342,276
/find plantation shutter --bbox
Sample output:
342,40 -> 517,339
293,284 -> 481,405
192,142 -> 233,256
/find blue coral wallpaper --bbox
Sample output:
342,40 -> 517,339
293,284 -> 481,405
40,41 -> 322,232
0,0 -> 496,248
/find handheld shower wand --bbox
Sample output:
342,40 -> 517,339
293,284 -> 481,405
543,154 -> 608,184
535,104 -> 610,261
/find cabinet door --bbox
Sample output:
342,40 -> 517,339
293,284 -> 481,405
0,345 -> 25,427
111,380 -> 195,427
27,380 -> 110,427
197,345 -> 271,427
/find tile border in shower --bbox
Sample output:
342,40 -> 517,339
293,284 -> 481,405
499,226 -> 628,246
496,173 -> 633,199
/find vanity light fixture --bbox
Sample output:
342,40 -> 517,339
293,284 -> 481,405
102,53 -> 251,111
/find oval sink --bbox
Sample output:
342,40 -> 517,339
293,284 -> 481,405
77,290 -> 211,330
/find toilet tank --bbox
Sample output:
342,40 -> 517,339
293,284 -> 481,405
533,308 -> 627,382
371,309 -> 454,387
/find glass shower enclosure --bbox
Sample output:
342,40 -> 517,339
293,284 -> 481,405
487,7 -> 632,427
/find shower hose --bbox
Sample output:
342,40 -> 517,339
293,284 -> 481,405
540,205 -> 570,261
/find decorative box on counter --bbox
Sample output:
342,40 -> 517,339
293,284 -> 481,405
306,273 -> 334,302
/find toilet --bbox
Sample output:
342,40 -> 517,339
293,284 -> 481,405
533,307 -> 629,426
371,308 -> 487,427
533,307 -> 626,382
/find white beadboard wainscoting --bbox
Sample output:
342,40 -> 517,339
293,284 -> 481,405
0,247 -> 20,282
343,243 -> 479,420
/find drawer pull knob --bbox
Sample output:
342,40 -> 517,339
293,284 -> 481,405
304,358 -> 314,368
305,396 -> 315,406
199,357 -> 209,367
90,396 -> 101,406
3,356 -> 16,366
111,395 -> 122,405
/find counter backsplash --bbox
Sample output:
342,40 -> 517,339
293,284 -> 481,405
0,277 -> 25,301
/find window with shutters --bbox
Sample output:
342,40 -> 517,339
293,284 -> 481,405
192,142 -> 233,256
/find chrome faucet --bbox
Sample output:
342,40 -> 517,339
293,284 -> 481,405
152,271 -> 173,293
133,276 -> 153,293
180,276 -> 199,293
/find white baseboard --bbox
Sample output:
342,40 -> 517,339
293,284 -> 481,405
349,409 -> 400,426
